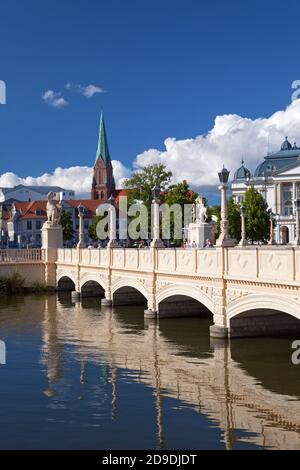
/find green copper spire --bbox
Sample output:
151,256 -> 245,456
95,112 -> 110,165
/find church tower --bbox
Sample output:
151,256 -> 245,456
91,113 -> 115,201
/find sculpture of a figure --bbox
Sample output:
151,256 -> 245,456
192,203 -> 196,223
46,192 -> 62,225
195,196 -> 208,223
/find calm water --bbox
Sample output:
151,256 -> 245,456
0,294 -> 300,450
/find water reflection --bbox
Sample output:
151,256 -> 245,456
0,293 -> 300,449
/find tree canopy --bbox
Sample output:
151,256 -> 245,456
60,209 -> 74,241
243,187 -> 271,243
123,163 -> 172,210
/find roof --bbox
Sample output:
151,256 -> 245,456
254,137 -> 300,177
12,201 -> 48,220
0,184 -> 74,195
95,112 -> 110,165
5,199 -> 103,221
233,160 -> 251,181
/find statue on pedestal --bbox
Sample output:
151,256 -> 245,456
188,196 -> 212,248
196,196 -> 208,223
192,196 -> 208,224
46,192 -> 62,226
42,192 -> 63,250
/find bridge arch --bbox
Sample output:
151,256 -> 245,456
227,293 -> 300,321
157,284 -> 214,318
227,293 -> 300,337
81,280 -> 105,298
57,270 -> 77,291
112,278 -> 149,306
79,273 -> 106,293
157,284 -> 214,313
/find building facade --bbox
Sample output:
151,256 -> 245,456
232,137 -> 300,244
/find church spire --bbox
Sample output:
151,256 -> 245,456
95,112 -> 110,165
91,112 -> 115,201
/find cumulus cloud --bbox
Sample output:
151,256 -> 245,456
0,161 -> 130,197
65,82 -> 105,98
4,100 -> 300,203
134,99 -> 300,191
42,90 -> 68,108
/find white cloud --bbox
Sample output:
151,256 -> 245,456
65,82 -> 105,98
134,99 -> 300,190
0,161 -> 130,196
4,100 -> 300,203
42,90 -> 68,109
111,160 -> 131,188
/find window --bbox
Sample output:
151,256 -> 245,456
36,220 -> 41,230
283,184 -> 293,216
27,221 -> 32,230
84,220 -> 89,230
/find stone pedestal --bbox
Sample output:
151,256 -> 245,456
42,223 -> 63,288
187,222 -> 213,248
42,223 -> 63,249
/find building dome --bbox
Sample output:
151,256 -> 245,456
281,136 -> 292,151
234,160 -> 251,180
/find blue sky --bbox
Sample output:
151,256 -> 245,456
1,0 -> 300,196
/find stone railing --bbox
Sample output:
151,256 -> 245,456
0,249 -> 44,263
56,245 -> 300,286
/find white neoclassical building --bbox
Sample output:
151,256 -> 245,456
232,137 -> 300,244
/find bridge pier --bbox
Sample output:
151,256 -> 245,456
71,290 -> 81,301
209,325 -> 229,339
144,308 -> 158,319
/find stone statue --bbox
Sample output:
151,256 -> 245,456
195,196 -> 208,224
46,192 -> 62,226
192,203 -> 196,223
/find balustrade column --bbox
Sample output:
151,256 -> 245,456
150,186 -> 164,248
215,167 -> 235,247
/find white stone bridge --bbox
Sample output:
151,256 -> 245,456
2,245 -> 300,338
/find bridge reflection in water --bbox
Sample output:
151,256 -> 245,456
30,292 -> 300,450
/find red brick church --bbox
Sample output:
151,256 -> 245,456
91,112 -> 115,201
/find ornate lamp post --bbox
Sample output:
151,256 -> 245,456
77,204 -> 85,248
151,185 -> 164,248
215,166 -> 236,247
268,212 -> 276,245
107,195 -> 119,247
293,198 -> 300,246
238,204 -> 248,246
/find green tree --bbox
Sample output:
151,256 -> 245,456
60,209 -> 74,241
228,197 -> 241,241
123,163 -> 172,210
244,187 -> 271,243
163,180 -> 197,206
163,180 -> 198,244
